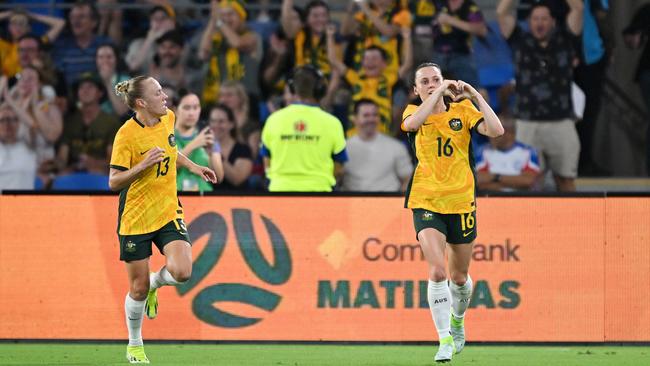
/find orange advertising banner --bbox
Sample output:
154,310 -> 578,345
0,195 -> 648,341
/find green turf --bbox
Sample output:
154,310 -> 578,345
0,344 -> 648,366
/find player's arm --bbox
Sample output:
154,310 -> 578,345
402,80 -> 456,131
177,150 -> 218,183
457,80 -> 504,137
109,147 -> 164,191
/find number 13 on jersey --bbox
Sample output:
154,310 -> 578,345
156,157 -> 170,177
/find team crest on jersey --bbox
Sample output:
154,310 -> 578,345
168,133 -> 176,147
125,241 -> 136,253
449,118 -> 462,131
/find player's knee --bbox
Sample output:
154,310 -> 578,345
169,267 -> 191,283
130,281 -> 149,301
429,267 -> 447,282
450,272 -> 468,286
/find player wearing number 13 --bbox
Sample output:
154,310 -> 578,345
401,63 -> 504,363
109,76 -> 218,364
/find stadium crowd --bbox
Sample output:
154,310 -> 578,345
0,0 -> 640,193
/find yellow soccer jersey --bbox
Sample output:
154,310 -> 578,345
345,69 -> 398,136
401,100 -> 484,214
294,30 -> 331,78
110,109 -> 182,235
352,8 -> 412,75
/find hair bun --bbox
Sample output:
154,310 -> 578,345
115,80 -> 129,96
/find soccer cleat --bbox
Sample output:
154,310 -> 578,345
144,287 -> 158,320
126,345 -> 149,364
434,335 -> 456,363
450,314 -> 466,354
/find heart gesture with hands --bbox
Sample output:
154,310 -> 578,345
443,80 -> 477,103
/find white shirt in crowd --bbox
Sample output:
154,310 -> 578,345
476,141 -> 540,191
0,141 -> 37,190
342,133 -> 413,192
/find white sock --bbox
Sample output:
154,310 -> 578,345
125,294 -> 145,346
449,274 -> 473,319
428,279 -> 452,340
150,266 -> 180,290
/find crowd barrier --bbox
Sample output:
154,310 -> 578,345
0,195 -> 648,341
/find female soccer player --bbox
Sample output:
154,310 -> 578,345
401,63 -> 504,363
109,76 -> 217,364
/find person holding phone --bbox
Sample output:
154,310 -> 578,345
174,91 -> 224,192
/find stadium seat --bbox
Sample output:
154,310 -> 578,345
34,176 -> 44,190
472,21 -> 516,113
51,173 -> 110,191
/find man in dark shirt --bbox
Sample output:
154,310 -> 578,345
623,4 -> 650,176
497,0 -> 583,191
56,72 -> 121,174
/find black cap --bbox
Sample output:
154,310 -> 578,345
73,72 -> 105,98
75,72 -> 103,90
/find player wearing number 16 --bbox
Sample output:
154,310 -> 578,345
401,63 -> 504,363
109,76 -> 218,364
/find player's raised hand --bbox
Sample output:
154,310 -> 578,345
439,79 -> 459,98
453,80 -> 478,102
140,147 -> 165,168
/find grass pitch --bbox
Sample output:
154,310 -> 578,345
0,343 -> 648,366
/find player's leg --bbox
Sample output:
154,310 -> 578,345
151,219 -> 192,288
124,258 -> 151,364
446,211 -> 477,354
413,209 -> 454,362
146,221 -> 192,319
146,241 -> 191,319
447,241 -> 474,354
161,240 -> 193,283
419,228 -> 455,362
